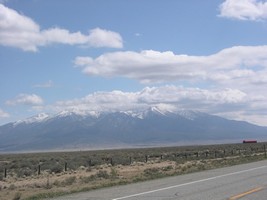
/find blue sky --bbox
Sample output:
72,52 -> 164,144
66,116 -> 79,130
1,0 -> 267,126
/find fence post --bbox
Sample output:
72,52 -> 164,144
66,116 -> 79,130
145,155 -> 148,163
88,159 -> 92,167
65,162 -> 67,172
110,158 -> 114,166
264,145 -> 267,158
4,168 -> 7,178
38,164 -> 41,175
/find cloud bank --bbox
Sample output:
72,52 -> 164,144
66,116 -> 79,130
74,46 -> 267,87
219,0 -> 267,21
0,4 -> 123,51
53,86 -> 248,113
51,85 -> 267,125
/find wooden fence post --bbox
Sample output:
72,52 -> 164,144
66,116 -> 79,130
145,155 -> 148,163
4,168 -> 7,178
65,162 -> 67,172
264,145 -> 267,158
38,164 -> 41,175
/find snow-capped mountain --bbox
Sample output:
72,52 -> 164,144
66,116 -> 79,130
0,108 -> 267,152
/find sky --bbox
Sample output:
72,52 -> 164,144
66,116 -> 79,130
0,0 -> 267,126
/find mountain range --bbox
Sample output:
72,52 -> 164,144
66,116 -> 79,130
0,107 -> 267,152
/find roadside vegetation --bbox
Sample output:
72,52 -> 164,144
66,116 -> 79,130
0,142 -> 266,200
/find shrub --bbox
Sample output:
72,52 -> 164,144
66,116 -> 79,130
50,164 -> 63,174
110,168 -> 118,179
81,175 -> 97,183
13,192 -> 21,200
9,184 -> 16,190
96,170 -> 109,179
144,167 -> 163,178
62,176 -> 76,186
162,165 -> 173,171
17,167 -> 33,178
53,180 -> 60,187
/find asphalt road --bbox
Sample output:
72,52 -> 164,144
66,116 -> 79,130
50,159 -> 267,200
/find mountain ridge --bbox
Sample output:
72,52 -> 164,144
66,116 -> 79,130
0,107 -> 266,152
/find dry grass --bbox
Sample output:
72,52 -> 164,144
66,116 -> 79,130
0,143 -> 266,200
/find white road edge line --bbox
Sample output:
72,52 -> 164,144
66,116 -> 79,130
112,165 -> 267,200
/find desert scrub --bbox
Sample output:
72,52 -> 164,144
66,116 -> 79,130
195,160 -> 206,170
162,165 -> 173,171
17,167 -> 34,178
110,167 -> 118,179
12,192 -> 22,200
61,176 -> 76,186
80,175 -> 96,183
96,170 -> 110,179
143,167 -> 164,179
50,164 -> 63,174
9,183 -> 16,190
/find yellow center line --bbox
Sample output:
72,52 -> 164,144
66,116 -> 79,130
229,187 -> 263,200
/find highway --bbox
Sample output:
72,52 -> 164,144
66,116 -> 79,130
50,160 -> 267,200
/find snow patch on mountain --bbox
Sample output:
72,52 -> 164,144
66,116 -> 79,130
55,109 -> 101,118
176,110 -> 200,120
11,107 -> 201,127
13,113 -> 50,126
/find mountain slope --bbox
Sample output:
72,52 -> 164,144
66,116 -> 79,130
0,108 -> 266,152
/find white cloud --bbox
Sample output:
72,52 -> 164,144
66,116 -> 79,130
87,28 -> 123,48
41,28 -> 89,45
219,0 -> 267,21
0,4 -> 123,51
0,108 -> 9,118
74,57 -> 94,67
6,94 -> 44,106
74,45 -> 267,85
